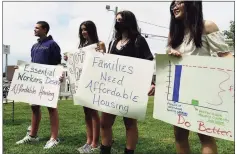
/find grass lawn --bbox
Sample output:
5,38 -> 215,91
3,97 -> 234,154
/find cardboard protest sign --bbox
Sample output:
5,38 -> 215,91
75,51 -> 154,120
66,44 -> 97,103
153,54 -> 234,141
8,61 -> 64,108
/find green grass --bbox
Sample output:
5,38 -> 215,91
3,97 -> 234,154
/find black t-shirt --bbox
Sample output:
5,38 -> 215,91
109,35 -> 154,61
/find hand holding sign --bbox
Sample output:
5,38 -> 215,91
95,42 -> 106,53
59,72 -> 65,83
63,52 -> 68,61
168,48 -> 182,57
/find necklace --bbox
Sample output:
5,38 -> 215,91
120,38 -> 128,48
84,40 -> 89,46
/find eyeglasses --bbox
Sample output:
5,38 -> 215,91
171,1 -> 184,10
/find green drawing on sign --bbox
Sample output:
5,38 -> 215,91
192,99 -> 199,106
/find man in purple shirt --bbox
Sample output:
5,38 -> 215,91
16,21 -> 62,149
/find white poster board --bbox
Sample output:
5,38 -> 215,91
75,51 -> 154,120
153,54 -> 234,141
7,61 -> 64,108
66,44 -> 97,103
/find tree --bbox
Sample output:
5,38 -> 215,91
223,20 -> 235,48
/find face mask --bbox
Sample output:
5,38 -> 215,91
115,21 -> 128,32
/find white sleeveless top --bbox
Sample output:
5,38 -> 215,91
167,31 -> 229,57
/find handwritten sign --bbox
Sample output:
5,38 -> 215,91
153,54 -> 234,141
75,51 -> 154,120
7,61 -> 64,108
66,44 -> 97,103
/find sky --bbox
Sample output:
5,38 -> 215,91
2,1 -> 235,71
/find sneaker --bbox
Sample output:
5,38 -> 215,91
16,135 -> 39,144
44,138 -> 60,149
26,125 -> 31,136
91,145 -> 100,153
77,143 -> 90,151
78,143 -> 92,153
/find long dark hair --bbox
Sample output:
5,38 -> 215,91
115,10 -> 140,40
78,20 -> 99,48
168,1 -> 204,49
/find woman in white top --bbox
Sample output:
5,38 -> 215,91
167,1 -> 233,154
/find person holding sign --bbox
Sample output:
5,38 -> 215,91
100,11 -> 154,154
64,20 -> 106,153
167,1 -> 233,154
16,21 -> 62,149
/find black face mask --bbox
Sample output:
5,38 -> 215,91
115,21 -> 128,32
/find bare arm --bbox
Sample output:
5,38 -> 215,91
204,20 -> 234,58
